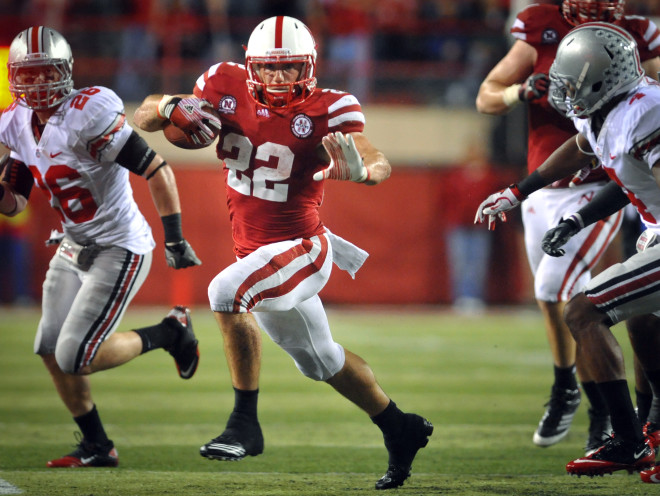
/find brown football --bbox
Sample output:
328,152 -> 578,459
162,108 -> 221,150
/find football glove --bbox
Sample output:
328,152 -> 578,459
158,96 -> 222,146
313,132 -> 369,183
474,185 -> 524,230
541,215 -> 583,257
519,73 -> 550,102
165,239 -> 202,269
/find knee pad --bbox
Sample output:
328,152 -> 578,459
287,342 -> 345,381
54,335 -> 81,374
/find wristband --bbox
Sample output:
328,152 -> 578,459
157,95 -> 181,120
161,213 -> 183,243
517,170 -> 548,197
502,84 -> 522,107
565,213 -> 584,231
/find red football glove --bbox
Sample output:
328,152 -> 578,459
158,96 -> 222,146
519,73 -> 550,102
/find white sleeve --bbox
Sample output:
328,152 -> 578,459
627,99 -> 660,168
73,87 -> 133,163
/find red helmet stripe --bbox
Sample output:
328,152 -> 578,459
29,26 -> 43,55
275,16 -> 283,48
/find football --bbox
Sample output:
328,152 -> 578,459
162,108 -> 221,150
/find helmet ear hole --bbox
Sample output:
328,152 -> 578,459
592,81 -> 603,92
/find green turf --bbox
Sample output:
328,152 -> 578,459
0,305 -> 648,495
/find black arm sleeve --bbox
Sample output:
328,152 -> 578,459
577,181 -> 630,227
115,130 -> 157,176
1,155 -> 34,199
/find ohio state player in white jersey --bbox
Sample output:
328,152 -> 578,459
0,26 -> 201,468
477,0 -> 660,456
134,16 -> 432,490
476,22 -> 660,481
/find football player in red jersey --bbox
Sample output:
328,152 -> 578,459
134,16 -> 432,490
476,0 -> 660,455
0,26 -> 201,468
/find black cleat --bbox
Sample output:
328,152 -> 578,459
585,408 -> 612,456
47,433 -> 118,468
375,414 -> 433,490
533,385 -> 581,447
200,412 -> 264,461
164,305 -> 199,379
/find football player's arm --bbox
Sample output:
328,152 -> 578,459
475,133 -> 593,228
475,40 -> 537,115
133,94 -> 181,131
642,57 -> 660,82
351,132 -> 391,185
0,155 -> 32,217
542,182 -> 630,256
115,132 -> 201,268
314,131 -> 391,185
133,93 -> 220,144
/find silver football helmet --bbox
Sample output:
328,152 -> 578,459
245,16 -> 317,108
549,22 -> 643,117
8,26 -> 74,110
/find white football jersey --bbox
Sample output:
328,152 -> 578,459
574,78 -> 660,236
0,86 -> 154,253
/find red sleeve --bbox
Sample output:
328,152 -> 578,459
620,16 -> 660,61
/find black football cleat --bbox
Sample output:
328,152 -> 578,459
164,305 -> 199,379
533,385 -> 581,447
375,414 -> 434,490
584,408 -> 612,456
47,433 -> 118,468
200,412 -> 264,461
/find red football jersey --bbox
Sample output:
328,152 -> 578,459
194,62 -> 365,257
512,4 -> 660,183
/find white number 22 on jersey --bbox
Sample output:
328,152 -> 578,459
222,132 -> 293,202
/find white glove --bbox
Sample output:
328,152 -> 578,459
158,96 -> 222,146
313,132 -> 369,182
474,185 -> 524,230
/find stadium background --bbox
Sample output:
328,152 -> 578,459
1,0 -> 657,307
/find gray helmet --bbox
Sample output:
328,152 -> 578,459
549,22 -> 643,117
8,26 -> 74,110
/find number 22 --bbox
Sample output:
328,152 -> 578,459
222,133 -> 293,202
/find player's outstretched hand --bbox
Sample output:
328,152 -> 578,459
541,215 -> 582,257
158,96 -> 222,146
474,185 -> 524,230
314,132 -> 369,183
165,239 -> 202,269
519,73 -> 549,102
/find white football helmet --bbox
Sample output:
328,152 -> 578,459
245,16 -> 317,108
549,22 -> 643,117
562,0 -> 625,26
8,26 -> 74,110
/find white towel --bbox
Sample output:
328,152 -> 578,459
325,228 -> 369,279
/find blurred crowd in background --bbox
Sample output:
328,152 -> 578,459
1,0 -> 658,106
0,0 -> 513,106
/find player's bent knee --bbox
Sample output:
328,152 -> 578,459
54,338 -> 82,374
208,272 -> 239,312
564,293 -> 605,334
290,344 -> 345,381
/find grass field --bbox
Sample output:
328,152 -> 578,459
0,305 -> 650,495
